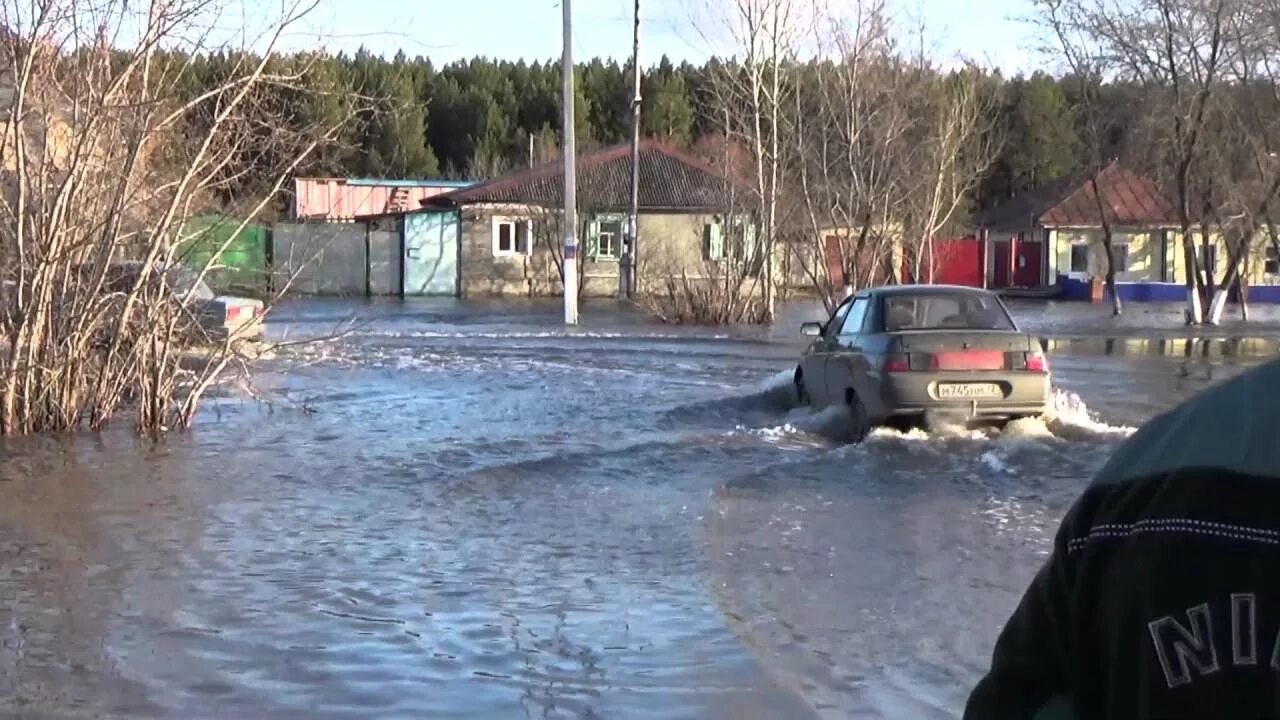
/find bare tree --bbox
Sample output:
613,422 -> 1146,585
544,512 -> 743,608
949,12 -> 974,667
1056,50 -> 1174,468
693,0 -> 804,323
638,234 -> 766,324
0,0 -> 351,435
1196,1 -> 1280,323
784,2 -> 997,309
789,0 -> 902,311
531,203 -> 590,298
1037,0 -> 1280,325
1043,0 -> 1232,324
1037,0 -> 1126,316
637,152 -> 764,323
895,62 -> 1001,286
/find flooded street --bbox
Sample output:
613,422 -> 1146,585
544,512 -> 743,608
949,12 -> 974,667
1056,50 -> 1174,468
0,298 -> 1276,719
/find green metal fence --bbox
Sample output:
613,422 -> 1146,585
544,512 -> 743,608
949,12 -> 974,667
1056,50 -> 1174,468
177,214 -> 269,295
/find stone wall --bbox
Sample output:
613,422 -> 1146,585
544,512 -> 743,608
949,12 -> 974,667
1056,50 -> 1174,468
457,204 -> 628,298
456,204 -> 767,299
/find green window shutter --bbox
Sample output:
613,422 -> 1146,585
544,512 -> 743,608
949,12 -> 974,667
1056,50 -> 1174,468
705,221 -> 724,260
586,220 -> 601,260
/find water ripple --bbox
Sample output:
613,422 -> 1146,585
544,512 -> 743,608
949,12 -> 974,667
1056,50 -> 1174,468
1,299 -> 1259,718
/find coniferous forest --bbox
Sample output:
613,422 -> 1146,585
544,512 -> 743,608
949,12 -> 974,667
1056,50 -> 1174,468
222,48 -> 1119,214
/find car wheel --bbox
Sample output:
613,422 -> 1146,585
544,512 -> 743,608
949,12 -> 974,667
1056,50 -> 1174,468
793,367 -> 810,406
845,389 -> 871,444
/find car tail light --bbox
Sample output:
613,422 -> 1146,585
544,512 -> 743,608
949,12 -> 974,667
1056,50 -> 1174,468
225,306 -> 242,322
883,353 -> 940,372
1008,349 -> 1049,372
883,354 -> 911,373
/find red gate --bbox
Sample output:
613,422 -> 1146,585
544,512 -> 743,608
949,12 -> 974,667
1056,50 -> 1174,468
1013,237 -> 1043,287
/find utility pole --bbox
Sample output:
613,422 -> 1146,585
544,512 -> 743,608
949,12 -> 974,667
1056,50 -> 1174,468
622,0 -> 641,300
562,0 -> 579,324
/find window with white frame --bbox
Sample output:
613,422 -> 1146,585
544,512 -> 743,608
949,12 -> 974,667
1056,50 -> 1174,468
492,217 -> 530,256
596,218 -> 622,259
1266,246 -> 1280,275
704,221 -> 725,260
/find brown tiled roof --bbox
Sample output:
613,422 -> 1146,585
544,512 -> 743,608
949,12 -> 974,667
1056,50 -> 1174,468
978,162 -> 1178,230
1042,162 -> 1177,226
424,139 -> 738,211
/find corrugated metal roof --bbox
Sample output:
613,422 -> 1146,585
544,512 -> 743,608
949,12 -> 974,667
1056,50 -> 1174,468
978,162 -> 1178,230
293,178 -> 469,220
343,178 -> 476,188
425,139 -> 739,210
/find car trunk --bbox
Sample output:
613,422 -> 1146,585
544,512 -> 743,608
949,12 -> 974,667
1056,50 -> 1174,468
209,296 -> 265,339
887,331 -> 1037,371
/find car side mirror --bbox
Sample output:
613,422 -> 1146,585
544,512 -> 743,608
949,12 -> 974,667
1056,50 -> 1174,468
800,321 -> 823,337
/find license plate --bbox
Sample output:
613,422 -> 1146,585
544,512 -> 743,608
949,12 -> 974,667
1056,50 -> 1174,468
936,382 -> 1002,399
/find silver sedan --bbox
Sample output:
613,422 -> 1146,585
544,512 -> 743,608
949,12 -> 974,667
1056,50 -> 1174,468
794,285 -> 1051,441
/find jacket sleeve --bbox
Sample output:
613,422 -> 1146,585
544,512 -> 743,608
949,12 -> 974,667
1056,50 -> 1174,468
963,499 -> 1085,720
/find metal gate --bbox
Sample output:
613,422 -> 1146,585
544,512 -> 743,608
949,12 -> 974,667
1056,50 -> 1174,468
403,211 -> 460,296
366,219 -> 402,296
271,222 -> 366,296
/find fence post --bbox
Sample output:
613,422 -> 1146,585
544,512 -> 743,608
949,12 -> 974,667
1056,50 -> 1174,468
364,222 -> 372,300
264,225 -> 275,295
399,217 -> 407,299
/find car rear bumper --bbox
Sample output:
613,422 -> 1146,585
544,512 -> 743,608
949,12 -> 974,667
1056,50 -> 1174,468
877,371 -> 1050,419
199,318 -> 264,342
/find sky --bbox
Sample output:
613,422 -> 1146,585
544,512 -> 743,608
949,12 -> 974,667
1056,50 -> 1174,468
265,0 -> 1049,75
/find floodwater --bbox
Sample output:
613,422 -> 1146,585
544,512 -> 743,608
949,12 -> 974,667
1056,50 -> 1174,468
0,297 -> 1276,719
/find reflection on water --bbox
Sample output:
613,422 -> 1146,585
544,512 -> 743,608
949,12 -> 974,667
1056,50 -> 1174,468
1041,334 -> 1279,360
702,430 -> 1104,720
0,299 -> 1272,719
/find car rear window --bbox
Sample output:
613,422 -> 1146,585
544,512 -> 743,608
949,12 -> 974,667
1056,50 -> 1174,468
881,292 -> 1015,331
167,268 -> 216,301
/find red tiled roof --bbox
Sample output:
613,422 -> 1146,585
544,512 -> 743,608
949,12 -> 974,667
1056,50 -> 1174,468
1041,162 -> 1177,227
978,162 -> 1178,230
424,139 -> 740,211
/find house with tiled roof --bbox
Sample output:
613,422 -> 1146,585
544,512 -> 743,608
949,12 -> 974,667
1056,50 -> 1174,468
976,161 -> 1187,301
411,139 -> 755,298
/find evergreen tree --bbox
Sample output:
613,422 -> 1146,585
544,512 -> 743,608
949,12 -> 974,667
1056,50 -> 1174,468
642,62 -> 694,147
156,47 -> 1118,211
982,72 -> 1081,206
582,58 -> 629,144
296,54 -> 357,175
347,48 -> 437,178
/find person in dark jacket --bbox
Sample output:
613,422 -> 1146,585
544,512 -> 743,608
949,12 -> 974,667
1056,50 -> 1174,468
965,358 -> 1280,720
